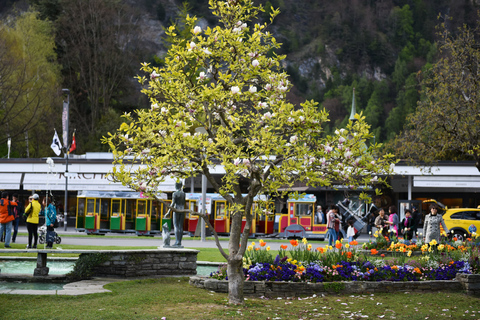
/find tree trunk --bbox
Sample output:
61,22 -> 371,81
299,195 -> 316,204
227,256 -> 244,305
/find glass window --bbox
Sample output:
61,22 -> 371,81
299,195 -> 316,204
100,199 -> 109,220
86,199 -> 95,215
111,199 -> 121,216
125,199 -> 135,221
216,202 -> 226,219
77,198 -> 85,217
137,200 -> 147,216
463,211 -> 479,220
152,201 -> 161,221
450,212 -> 464,219
295,203 -> 313,216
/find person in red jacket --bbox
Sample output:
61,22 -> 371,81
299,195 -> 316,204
0,192 -> 17,248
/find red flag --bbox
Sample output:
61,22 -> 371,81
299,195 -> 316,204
69,132 -> 76,153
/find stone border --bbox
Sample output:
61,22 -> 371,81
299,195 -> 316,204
190,273 -> 480,297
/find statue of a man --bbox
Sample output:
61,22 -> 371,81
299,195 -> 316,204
166,181 -> 186,247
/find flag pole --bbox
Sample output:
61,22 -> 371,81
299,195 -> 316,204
62,89 -> 70,231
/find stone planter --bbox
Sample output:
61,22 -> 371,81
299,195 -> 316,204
456,273 -> 480,296
190,276 -> 464,297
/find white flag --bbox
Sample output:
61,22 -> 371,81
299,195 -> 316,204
51,130 -> 63,156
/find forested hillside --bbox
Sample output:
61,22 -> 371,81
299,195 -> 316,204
0,0 -> 478,158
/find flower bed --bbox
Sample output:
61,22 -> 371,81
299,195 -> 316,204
209,237 -> 480,283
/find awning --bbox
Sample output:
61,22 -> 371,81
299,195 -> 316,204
0,173 -> 23,189
414,176 -> 480,188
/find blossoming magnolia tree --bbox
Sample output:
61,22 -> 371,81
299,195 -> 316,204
104,0 -> 395,304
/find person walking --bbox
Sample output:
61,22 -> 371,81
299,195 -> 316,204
326,205 -> 339,246
24,193 -> 41,249
11,193 -> 24,243
424,204 -> 448,243
42,197 -> 57,249
385,205 -> 399,239
0,192 -> 17,248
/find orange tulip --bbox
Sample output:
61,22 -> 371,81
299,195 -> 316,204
316,247 -> 324,253
260,241 -> 266,247
381,254 -> 385,257
346,251 -> 353,259
290,239 -> 299,247
280,244 -> 288,250
350,240 -> 358,246
335,242 -> 342,249
370,249 -> 378,255
255,248 -> 259,251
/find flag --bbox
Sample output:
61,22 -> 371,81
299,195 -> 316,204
51,130 -> 62,156
69,132 -> 76,153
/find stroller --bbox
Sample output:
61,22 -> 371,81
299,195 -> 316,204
38,224 -> 62,245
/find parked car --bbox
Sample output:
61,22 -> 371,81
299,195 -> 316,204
423,199 -> 480,241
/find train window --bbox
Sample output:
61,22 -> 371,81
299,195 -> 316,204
86,199 -> 95,215
125,199 -> 135,221
295,203 -> 313,216
111,199 -> 121,216
152,201 -> 161,220
100,199 -> 109,221
137,200 -> 147,216
216,202 -> 226,219
77,198 -> 85,217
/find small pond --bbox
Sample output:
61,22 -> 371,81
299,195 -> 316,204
0,260 -> 76,275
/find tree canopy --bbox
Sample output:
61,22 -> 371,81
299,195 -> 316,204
389,17 -> 480,171
105,0 -> 395,304
0,10 -> 61,157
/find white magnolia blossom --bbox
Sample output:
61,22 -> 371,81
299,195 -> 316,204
252,59 -> 259,67
278,85 -> 287,92
183,132 -> 191,137
287,117 -> 294,123
159,130 -> 167,137
150,70 -> 160,79
141,148 -> 150,154
189,41 -> 196,50
249,86 -> 257,93
345,151 -> 353,159
242,159 -> 251,167
258,102 -> 268,109
265,83 -> 272,91
193,26 -> 202,34
371,176 -> 378,182
325,145 -> 333,153
233,158 -> 241,166
231,86 -> 240,94
262,112 -> 273,120
290,135 -> 298,144
335,129 -> 340,135
161,107 -> 168,114
338,137 -> 346,144
197,71 -> 206,81
299,116 -> 304,122
151,103 -> 159,110
203,48 -> 212,55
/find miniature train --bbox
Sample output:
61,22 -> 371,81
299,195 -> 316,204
75,191 -> 365,239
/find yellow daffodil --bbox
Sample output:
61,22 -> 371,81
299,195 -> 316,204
438,244 -> 445,251
247,245 -> 253,251
251,242 -> 256,246
407,250 -> 412,257
335,240 -> 340,244
302,237 -> 308,245
307,244 -> 312,250
329,246 -> 333,250
429,239 -> 437,246
345,244 -> 350,249
266,246 -> 270,251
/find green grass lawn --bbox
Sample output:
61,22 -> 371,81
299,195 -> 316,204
0,277 -> 478,319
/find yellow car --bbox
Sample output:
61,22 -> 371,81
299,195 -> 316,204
423,199 -> 480,241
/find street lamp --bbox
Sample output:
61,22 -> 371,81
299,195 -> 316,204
7,137 -> 11,159
62,88 -> 70,231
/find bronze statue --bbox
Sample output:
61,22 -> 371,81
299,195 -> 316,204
165,181 -> 186,247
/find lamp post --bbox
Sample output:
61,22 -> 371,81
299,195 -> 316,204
62,89 -> 70,231
7,137 -> 11,159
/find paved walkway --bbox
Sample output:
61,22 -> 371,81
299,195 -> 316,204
0,279 -> 114,295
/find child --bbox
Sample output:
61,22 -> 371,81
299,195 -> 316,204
401,209 -> 414,240
347,219 -> 355,243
